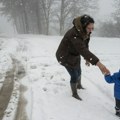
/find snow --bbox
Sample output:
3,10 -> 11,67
0,34 -> 120,120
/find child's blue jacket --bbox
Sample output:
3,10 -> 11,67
104,70 -> 120,100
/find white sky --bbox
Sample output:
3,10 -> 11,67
99,0 -> 115,17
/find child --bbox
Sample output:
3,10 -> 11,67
104,70 -> 120,117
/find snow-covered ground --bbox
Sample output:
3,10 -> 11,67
0,34 -> 120,120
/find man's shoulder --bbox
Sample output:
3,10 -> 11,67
65,27 -> 79,38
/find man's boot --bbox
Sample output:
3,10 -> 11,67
70,83 -> 82,100
77,76 -> 84,89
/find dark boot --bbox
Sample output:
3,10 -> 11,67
70,83 -> 82,100
115,107 -> 120,117
116,111 -> 120,117
77,76 -> 85,89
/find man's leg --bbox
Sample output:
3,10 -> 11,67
76,65 -> 84,89
65,67 -> 82,100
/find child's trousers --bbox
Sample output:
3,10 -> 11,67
115,98 -> 120,117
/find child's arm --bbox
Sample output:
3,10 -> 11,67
104,74 -> 115,83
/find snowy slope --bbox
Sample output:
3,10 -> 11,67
0,34 -> 120,120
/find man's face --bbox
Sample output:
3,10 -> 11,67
86,23 -> 94,35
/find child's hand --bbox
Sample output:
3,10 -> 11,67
104,72 -> 110,76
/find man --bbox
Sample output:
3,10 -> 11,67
56,14 -> 110,100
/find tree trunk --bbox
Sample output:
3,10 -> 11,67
60,0 -> 65,35
21,0 -> 29,34
35,0 -> 42,34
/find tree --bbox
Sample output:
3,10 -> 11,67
96,21 -> 118,37
58,0 -> 99,35
58,0 -> 73,35
0,0 -> 99,35
113,0 -> 120,36
0,0 -> 30,33
41,0 -> 54,35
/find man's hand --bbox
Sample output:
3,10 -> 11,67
96,61 -> 110,75
85,60 -> 90,66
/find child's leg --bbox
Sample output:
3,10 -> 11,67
115,98 -> 120,117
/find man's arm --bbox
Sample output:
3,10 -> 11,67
71,37 -> 110,74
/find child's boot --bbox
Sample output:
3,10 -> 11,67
115,107 -> 120,117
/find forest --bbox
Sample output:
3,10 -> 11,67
0,0 -> 120,37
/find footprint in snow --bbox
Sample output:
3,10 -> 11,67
53,89 -> 58,94
61,78 -> 65,81
30,65 -> 37,69
50,75 -> 54,79
41,73 -> 45,77
42,67 -> 45,70
54,83 -> 66,87
42,87 -> 47,91
44,64 -> 49,67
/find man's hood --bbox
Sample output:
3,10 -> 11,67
73,16 -> 84,33
72,16 -> 89,39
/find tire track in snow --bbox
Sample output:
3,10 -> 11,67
14,38 -> 32,120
